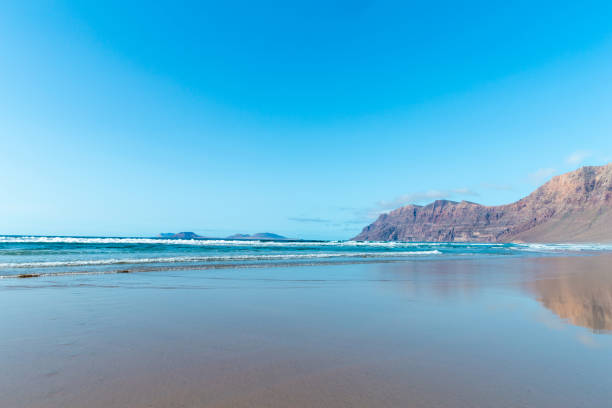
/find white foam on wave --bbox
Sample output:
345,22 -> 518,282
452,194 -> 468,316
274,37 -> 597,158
2,236 -> 611,253
0,250 -> 442,269
518,243 -> 612,252
0,236 -> 427,248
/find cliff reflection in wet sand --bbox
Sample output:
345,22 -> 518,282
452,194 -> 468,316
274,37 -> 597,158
529,255 -> 612,333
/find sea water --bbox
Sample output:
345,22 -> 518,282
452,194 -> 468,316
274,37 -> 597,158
1,235 -> 611,278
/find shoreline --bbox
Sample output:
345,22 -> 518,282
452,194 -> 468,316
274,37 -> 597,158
0,249 -> 605,281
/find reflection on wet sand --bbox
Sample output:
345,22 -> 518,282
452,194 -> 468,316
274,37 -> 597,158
3,256 -> 612,407
528,255 -> 612,333
377,254 -> 612,334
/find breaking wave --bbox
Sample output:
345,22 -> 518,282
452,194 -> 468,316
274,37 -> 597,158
1,236 -> 611,251
0,236 -> 427,247
0,250 -> 442,269
519,243 -> 612,252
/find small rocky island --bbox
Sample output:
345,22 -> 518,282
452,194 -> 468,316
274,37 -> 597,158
156,232 -> 290,240
226,233 -> 289,240
157,232 -> 204,239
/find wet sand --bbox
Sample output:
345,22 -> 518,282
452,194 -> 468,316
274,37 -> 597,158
2,254 -> 612,407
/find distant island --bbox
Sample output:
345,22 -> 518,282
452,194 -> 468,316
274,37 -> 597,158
157,232 -> 204,239
226,232 -> 289,240
157,232 -> 290,240
354,163 -> 612,243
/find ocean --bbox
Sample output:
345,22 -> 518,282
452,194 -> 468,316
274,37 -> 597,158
2,235 -> 612,407
1,235 -> 611,279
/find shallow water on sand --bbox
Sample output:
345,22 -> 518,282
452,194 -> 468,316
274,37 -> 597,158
1,255 -> 612,407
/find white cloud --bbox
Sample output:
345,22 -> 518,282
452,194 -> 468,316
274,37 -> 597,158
528,168 -> 556,184
480,182 -> 514,191
566,150 -> 591,166
577,333 -> 599,348
288,217 -> 331,223
376,188 -> 479,212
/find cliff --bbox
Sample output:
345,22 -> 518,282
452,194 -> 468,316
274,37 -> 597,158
353,163 -> 612,242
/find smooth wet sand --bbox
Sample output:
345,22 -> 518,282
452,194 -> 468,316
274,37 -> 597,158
2,255 -> 612,407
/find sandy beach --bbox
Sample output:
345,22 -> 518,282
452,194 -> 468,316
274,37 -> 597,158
2,254 -> 612,407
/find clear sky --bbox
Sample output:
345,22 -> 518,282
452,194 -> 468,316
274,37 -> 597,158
2,1 -> 612,239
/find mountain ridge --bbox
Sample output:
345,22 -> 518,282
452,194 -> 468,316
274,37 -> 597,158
353,163 -> 612,243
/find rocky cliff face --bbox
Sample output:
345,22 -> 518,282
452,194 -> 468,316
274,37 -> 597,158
353,163 -> 612,242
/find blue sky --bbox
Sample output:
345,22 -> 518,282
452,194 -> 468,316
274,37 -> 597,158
2,1 -> 612,239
